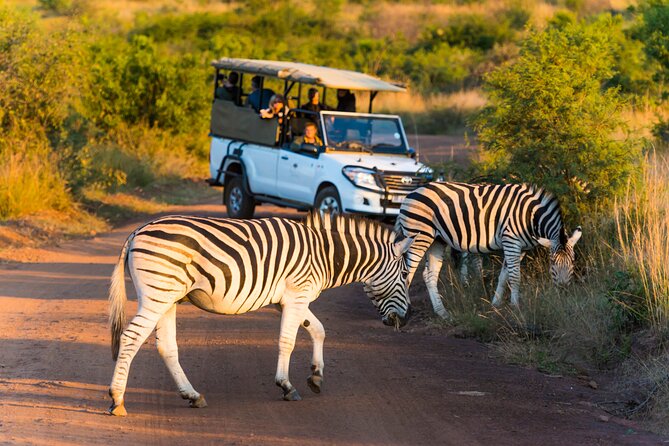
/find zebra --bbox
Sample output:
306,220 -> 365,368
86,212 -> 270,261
108,212 -> 414,416
395,182 -> 582,318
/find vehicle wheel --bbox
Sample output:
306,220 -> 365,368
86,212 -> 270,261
314,186 -> 342,216
225,176 -> 255,219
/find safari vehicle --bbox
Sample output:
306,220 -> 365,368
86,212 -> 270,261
207,58 -> 433,219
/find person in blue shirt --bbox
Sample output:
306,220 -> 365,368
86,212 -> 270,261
246,76 -> 276,112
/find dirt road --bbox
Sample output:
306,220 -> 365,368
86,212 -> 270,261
0,201 -> 664,445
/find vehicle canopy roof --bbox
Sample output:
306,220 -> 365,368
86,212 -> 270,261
211,58 -> 406,93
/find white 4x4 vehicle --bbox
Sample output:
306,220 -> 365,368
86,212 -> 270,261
207,59 -> 433,218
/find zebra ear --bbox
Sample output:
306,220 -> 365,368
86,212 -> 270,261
568,227 -> 582,247
536,237 -> 552,249
393,236 -> 415,257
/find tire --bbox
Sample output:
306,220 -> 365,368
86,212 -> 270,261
314,186 -> 342,216
225,176 -> 255,219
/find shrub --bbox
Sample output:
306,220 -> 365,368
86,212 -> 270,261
86,34 -> 209,134
420,14 -> 514,52
635,0 -> 669,84
0,135 -> 71,219
474,15 -> 642,221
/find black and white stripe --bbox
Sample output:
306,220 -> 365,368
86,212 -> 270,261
395,182 -> 582,318
108,212 -> 413,415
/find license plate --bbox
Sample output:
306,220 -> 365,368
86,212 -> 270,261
390,195 -> 405,204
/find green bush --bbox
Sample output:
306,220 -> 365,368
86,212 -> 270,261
420,14 -> 514,52
635,0 -> 669,84
86,34 -> 209,134
474,15 -> 642,221
0,134 -> 71,219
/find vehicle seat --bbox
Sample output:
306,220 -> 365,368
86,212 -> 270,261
290,117 -> 309,137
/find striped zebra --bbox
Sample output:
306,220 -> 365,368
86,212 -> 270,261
108,212 -> 413,416
395,182 -> 582,318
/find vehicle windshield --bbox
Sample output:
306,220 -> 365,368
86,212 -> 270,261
321,112 -> 408,154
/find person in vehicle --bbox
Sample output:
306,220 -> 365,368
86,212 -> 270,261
260,94 -> 289,145
246,75 -> 276,112
217,71 -> 242,105
260,94 -> 289,122
291,121 -> 323,151
336,89 -> 356,112
303,88 -> 330,115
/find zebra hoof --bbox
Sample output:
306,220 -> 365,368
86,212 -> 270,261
189,394 -> 208,408
108,402 -> 127,417
283,387 -> 301,401
307,374 -> 322,394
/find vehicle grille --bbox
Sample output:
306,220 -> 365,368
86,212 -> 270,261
380,172 -> 430,193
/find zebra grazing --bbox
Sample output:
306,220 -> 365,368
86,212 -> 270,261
395,182 -> 582,318
108,212 -> 413,416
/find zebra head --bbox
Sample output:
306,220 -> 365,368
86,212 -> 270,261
537,227 -> 582,286
363,235 -> 415,328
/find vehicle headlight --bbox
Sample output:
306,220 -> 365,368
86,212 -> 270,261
342,167 -> 382,191
417,165 -> 434,180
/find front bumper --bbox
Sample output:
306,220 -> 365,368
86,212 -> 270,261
343,187 -> 408,216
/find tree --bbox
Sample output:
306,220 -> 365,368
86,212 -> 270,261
474,16 -> 641,220
636,0 -> 669,85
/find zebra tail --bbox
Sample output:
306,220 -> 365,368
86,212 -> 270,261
109,232 -> 133,361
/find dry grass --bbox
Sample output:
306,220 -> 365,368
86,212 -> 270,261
375,89 -> 487,115
0,148 -> 71,220
616,152 -> 669,336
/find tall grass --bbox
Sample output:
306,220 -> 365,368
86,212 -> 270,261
616,152 -> 669,336
0,142 -> 71,219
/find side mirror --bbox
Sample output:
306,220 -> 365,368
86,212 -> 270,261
407,147 -> 416,159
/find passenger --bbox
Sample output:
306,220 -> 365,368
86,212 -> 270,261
303,88 -> 330,114
260,94 -> 289,124
246,75 -> 276,112
291,121 -> 323,151
260,94 -> 289,145
220,71 -> 242,105
336,89 -> 356,112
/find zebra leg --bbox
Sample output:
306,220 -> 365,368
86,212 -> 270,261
508,252 -> 526,307
155,304 -> 207,409
422,241 -> 450,319
275,300 -> 308,401
108,301 -> 172,416
302,309 -> 325,394
492,260 -> 509,307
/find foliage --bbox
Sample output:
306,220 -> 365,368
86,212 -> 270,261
0,133 -> 71,219
475,16 -> 642,221
86,34 -> 209,133
635,0 -> 669,85
419,14 -> 513,52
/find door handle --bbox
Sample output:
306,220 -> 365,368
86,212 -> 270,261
281,156 -> 289,160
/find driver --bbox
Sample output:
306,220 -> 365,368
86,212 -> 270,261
291,121 -> 323,151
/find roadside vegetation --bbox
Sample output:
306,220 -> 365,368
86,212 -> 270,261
2,0 -> 669,434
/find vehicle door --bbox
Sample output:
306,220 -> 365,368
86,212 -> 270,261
243,144 -> 280,196
277,147 -> 320,204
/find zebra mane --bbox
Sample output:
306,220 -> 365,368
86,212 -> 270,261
523,184 -> 568,244
303,211 -> 399,243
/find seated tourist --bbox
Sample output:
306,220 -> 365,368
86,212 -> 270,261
217,71 -> 242,105
246,75 -> 276,112
291,121 -> 323,152
336,89 -> 356,112
303,88 -> 330,114
260,94 -> 289,124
